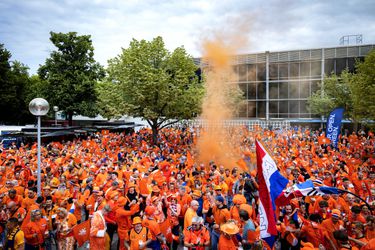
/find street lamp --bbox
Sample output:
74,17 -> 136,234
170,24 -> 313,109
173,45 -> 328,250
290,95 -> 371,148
29,98 -> 49,196
53,106 -> 59,126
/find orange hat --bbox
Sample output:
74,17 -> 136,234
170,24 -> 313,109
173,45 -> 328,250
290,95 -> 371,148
192,190 -> 202,197
132,216 -> 142,225
128,182 -> 136,188
117,197 -> 127,207
331,209 -> 341,218
152,186 -> 160,192
301,241 -> 316,250
110,191 -> 119,199
220,222 -> 239,235
214,185 -> 222,191
240,204 -> 253,217
50,178 -> 59,188
145,206 -> 156,216
233,194 -> 246,205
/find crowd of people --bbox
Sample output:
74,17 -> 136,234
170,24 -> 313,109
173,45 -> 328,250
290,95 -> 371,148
0,126 -> 374,250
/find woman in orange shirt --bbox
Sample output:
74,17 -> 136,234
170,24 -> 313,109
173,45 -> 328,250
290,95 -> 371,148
55,207 -> 77,250
218,222 -> 240,250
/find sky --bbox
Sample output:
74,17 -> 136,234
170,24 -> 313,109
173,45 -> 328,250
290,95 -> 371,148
1,0 -> 375,74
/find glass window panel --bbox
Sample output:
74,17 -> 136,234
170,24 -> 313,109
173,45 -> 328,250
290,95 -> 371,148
299,114 -> 311,118
288,81 -> 299,99
279,101 -> 288,114
311,61 -> 321,77
279,113 -> 289,118
257,63 -> 266,81
257,101 -> 266,118
279,82 -> 288,99
289,113 -> 300,118
299,100 -> 308,113
238,83 -> 247,99
238,64 -> 247,81
257,82 -> 266,99
289,100 -> 299,113
324,59 -> 335,76
311,80 -> 320,94
279,63 -> 288,79
290,63 -> 299,78
300,62 -> 310,77
247,64 -> 256,81
269,82 -> 278,99
300,81 -> 310,98
238,103 -> 247,118
336,58 -> 347,75
269,101 -> 278,114
232,65 -> 238,82
269,63 -> 278,80
347,58 -> 356,73
247,83 -> 256,99
248,101 -> 256,118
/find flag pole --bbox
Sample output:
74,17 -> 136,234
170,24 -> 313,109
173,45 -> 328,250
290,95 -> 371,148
337,189 -> 373,213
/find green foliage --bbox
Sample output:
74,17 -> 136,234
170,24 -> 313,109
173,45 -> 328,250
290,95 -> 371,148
308,49 -> 375,123
0,44 -> 34,124
104,36 -> 204,141
38,32 -> 105,124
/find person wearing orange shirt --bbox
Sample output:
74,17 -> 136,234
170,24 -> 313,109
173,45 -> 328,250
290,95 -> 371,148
212,196 -> 231,226
3,189 -> 22,207
184,200 -> 199,231
22,188 -> 37,211
54,207 -> 77,250
125,216 -> 152,250
321,209 -> 345,250
6,201 -> 26,224
218,222 -> 240,250
184,216 -> 210,250
116,198 -> 139,250
90,204 -> 111,250
23,209 -> 49,250
142,206 -> 166,250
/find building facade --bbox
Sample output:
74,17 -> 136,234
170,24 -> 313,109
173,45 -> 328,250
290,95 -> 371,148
197,44 -> 374,124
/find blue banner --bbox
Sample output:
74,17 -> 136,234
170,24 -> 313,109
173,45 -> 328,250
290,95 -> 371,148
326,107 -> 344,148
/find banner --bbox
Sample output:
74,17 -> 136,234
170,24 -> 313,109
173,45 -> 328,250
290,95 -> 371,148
256,141 -> 289,248
325,107 -> 344,148
72,220 -> 90,247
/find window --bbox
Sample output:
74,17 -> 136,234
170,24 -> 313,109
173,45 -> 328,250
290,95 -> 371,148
238,83 -> 247,99
324,59 -> 335,76
299,100 -> 308,113
279,82 -> 288,99
347,58 -> 356,73
257,64 -> 266,81
269,101 -> 278,114
247,83 -> 256,99
279,100 -> 288,114
288,81 -> 299,99
248,101 -> 256,118
257,82 -> 266,99
300,62 -> 310,77
311,61 -> 321,77
232,66 -> 238,82
336,58 -> 347,74
257,101 -> 266,118
269,63 -> 278,80
238,64 -> 247,82
269,82 -> 278,99
300,81 -> 310,98
311,80 -> 320,94
279,63 -> 288,79
247,64 -> 256,81
289,100 -> 299,113
290,62 -> 299,78
238,103 -> 247,118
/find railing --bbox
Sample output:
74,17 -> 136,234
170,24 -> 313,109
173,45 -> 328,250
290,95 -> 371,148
173,119 -> 290,130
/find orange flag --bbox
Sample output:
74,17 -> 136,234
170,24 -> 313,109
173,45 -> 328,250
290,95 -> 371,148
318,136 -> 330,145
159,219 -> 173,243
72,220 -> 91,247
186,151 -> 194,168
236,158 -> 248,171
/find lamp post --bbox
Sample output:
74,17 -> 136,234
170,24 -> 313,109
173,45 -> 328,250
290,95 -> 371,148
53,106 -> 59,126
29,98 -> 49,196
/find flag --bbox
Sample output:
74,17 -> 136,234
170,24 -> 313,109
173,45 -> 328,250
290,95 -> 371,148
72,220 -> 90,247
326,107 -> 344,148
69,203 -> 75,214
186,151 -> 194,168
275,180 -> 343,206
256,140 -> 289,248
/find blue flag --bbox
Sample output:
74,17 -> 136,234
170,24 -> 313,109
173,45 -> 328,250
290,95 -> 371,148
326,107 -> 344,148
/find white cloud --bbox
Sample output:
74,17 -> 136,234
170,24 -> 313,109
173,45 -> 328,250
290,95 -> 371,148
0,0 -> 374,74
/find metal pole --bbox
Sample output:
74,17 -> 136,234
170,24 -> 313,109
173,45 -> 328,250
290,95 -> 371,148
55,112 -> 57,126
37,116 -> 41,196
266,51 -> 270,121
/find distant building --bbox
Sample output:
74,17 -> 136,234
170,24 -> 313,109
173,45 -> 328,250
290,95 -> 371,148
195,44 -> 374,125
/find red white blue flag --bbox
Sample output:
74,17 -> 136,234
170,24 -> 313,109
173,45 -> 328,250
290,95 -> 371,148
256,141 -> 289,248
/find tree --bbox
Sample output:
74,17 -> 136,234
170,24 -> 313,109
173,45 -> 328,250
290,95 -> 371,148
308,49 -> 375,128
0,44 -> 33,124
104,36 -> 204,143
38,32 -> 105,125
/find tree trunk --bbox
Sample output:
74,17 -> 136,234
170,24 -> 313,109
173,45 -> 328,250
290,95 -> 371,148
68,111 -> 73,126
151,124 -> 158,146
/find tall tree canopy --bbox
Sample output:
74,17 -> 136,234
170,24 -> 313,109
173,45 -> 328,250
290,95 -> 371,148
38,32 -> 105,125
308,49 -> 375,127
0,44 -> 33,124
102,36 -> 204,143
